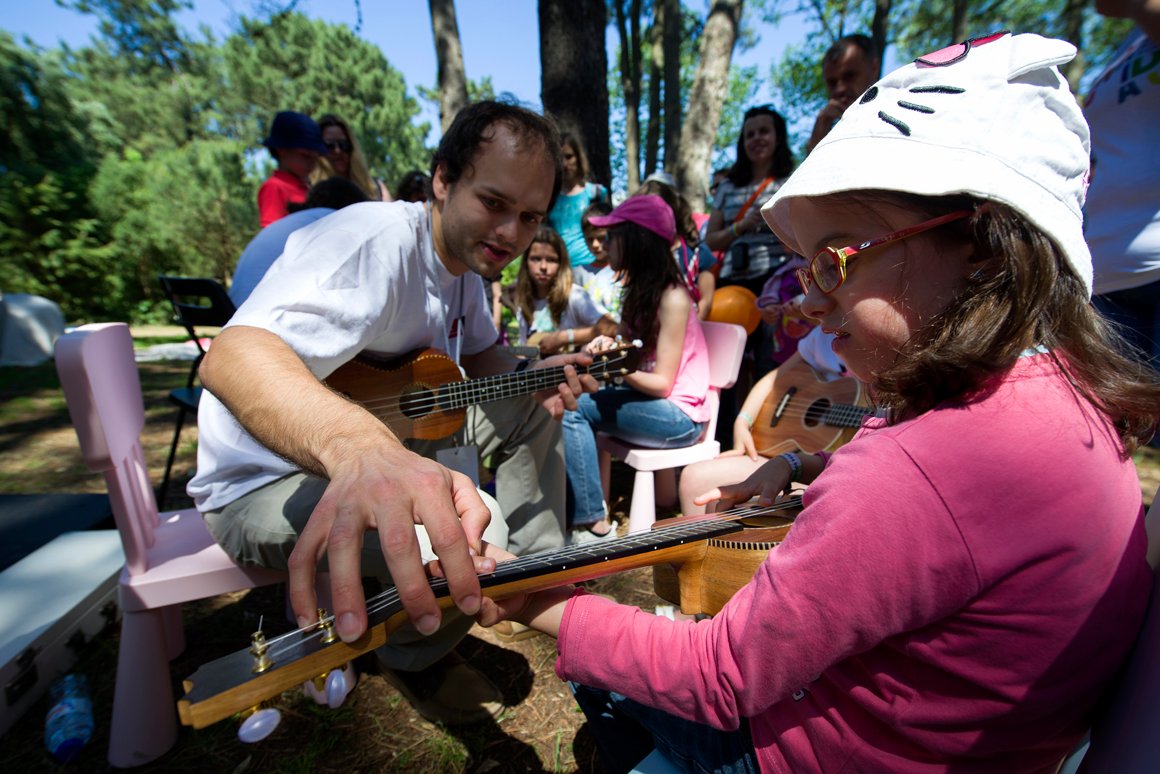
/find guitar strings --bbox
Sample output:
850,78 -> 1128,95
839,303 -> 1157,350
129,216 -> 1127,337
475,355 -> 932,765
258,497 -> 803,660
348,351 -> 636,422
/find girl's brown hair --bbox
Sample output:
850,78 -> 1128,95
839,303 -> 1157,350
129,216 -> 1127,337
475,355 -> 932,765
852,191 -> 1160,454
613,222 -> 687,355
516,226 -> 574,329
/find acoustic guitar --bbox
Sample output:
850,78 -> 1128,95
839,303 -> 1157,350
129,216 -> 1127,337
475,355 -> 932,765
177,498 -> 801,730
324,342 -> 640,442
751,357 -> 872,456
652,511 -> 799,616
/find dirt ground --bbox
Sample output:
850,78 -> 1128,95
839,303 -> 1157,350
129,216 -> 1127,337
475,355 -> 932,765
0,347 -> 1157,773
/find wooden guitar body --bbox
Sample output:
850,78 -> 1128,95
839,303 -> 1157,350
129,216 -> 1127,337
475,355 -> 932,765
751,358 -> 871,456
652,510 -> 798,616
325,348 -> 467,441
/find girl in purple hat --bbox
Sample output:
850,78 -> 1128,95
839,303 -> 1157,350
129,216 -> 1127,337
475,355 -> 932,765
562,194 -> 712,540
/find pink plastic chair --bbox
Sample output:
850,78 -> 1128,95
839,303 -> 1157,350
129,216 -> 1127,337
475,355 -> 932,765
597,321 -> 747,533
55,323 -> 285,767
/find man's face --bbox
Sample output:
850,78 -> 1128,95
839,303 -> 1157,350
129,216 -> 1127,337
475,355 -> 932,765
823,46 -> 880,109
431,124 -> 555,280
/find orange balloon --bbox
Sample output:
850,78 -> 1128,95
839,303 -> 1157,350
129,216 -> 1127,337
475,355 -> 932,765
707,285 -> 761,335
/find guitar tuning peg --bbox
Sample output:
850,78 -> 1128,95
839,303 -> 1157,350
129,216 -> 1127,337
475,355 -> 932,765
237,706 -> 281,743
325,664 -> 355,708
303,662 -> 357,709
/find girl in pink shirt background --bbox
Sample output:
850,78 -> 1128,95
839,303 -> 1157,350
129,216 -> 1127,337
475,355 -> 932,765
463,33 -> 1160,772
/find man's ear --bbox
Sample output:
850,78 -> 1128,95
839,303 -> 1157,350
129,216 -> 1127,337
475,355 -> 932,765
431,163 -> 450,203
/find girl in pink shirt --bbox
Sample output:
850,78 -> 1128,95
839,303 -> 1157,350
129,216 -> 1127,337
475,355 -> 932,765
472,33 -> 1160,773
563,195 -> 710,540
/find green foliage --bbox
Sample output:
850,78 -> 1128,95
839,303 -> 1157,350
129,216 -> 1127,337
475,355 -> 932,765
221,12 -> 431,185
2,5 -> 433,323
89,139 -> 256,287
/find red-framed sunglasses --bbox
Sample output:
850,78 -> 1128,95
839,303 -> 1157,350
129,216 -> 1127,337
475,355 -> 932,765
796,209 -> 974,295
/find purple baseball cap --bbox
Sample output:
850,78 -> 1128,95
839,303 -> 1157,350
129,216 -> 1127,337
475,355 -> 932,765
588,194 -> 676,242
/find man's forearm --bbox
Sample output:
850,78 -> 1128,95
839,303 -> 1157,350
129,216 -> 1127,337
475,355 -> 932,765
200,325 -> 401,477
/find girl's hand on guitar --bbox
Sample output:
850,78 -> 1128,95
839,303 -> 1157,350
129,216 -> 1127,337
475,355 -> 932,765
582,335 -> 620,356
477,586 -> 575,640
694,456 -> 792,511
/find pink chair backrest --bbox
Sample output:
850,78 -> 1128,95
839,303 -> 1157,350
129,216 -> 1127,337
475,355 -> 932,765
55,323 -> 159,575
697,321 -> 747,444
701,321 -> 747,391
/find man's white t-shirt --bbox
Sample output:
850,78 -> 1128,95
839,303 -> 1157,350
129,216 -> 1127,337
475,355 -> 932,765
188,200 -> 498,512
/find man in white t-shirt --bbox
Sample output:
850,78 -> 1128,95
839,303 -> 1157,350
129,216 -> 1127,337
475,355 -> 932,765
190,102 -> 598,724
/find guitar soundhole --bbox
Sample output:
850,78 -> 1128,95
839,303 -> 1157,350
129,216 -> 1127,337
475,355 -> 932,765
398,387 -> 435,420
804,398 -> 830,428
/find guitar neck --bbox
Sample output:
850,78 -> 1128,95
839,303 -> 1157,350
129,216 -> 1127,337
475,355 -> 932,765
822,403 -> 872,429
439,363 -> 586,410
439,346 -> 638,411
178,513 -> 755,729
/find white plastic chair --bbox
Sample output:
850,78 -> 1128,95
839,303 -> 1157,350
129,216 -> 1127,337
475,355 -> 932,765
596,321 -> 747,534
55,323 -> 285,767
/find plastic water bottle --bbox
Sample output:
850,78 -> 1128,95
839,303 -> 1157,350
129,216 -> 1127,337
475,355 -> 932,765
44,674 -> 93,762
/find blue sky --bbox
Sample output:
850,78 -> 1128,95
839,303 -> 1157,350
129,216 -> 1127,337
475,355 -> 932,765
6,0 -> 812,147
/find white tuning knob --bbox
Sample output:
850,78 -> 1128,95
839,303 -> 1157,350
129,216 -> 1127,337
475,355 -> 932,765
303,663 -> 357,708
237,707 -> 281,743
325,666 -> 350,708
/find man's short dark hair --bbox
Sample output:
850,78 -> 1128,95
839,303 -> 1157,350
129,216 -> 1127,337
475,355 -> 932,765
824,34 -> 879,67
429,100 -> 565,211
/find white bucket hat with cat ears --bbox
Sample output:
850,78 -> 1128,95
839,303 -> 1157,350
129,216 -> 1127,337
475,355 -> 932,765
762,32 -> 1094,295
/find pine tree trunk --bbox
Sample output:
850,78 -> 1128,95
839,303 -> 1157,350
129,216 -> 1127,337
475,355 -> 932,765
429,0 -> 468,133
675,0 -> 743,213
644,2 -> 663,178
662,0 -> 681,171
871,0 -> 891,79
539,0 -> 612,186
617,0 -> 643,191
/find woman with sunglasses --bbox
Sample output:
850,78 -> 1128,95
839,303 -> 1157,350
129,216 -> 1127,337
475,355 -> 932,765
467,34 -> 1160,772
313,113 -> 392,201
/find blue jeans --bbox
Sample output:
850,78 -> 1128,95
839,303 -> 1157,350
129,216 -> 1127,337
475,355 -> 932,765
572,683 -> 759,774
564,387 -> 706,527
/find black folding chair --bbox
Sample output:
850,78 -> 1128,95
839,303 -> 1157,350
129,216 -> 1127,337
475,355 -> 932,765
156,276 -> 236,504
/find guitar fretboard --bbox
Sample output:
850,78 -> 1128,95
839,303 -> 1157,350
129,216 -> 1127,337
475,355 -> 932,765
822,403 -> 872,428
438,360 -> 617,409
